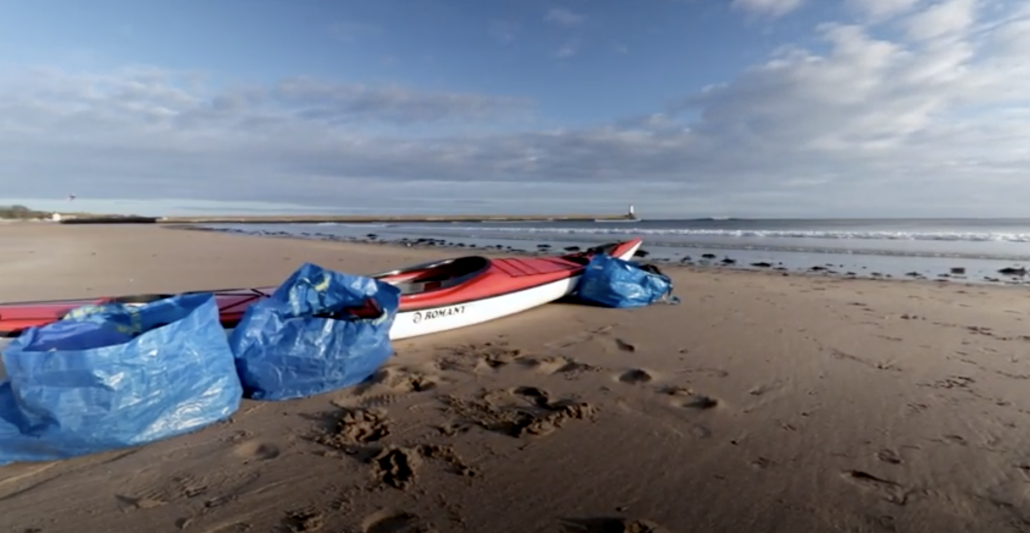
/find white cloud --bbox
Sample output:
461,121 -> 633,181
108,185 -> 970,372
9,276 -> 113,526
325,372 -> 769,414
544,7 -> 586,27
269,77 -> 534,124
544,7 -> 587,59
903,0 -> 977,41
845,0 -> 922,19
730,0 -> 805,18
555,39 -> 580,58
3,0 -> 1030,217
489,20 -> 517,44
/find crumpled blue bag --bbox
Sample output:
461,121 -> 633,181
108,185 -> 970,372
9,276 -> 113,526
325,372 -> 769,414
0,293 -> 243,466
574,254 -> 681,308
228,262 -> 402,401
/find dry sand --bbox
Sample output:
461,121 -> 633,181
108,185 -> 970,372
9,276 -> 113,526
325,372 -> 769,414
2,224 -> 1030,533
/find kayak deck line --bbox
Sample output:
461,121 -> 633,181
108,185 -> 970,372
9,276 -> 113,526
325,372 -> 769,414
491,257 -> 577,277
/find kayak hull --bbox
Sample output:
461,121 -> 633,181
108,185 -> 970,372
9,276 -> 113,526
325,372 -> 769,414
388,242 -> 642,339
390,269 -> 572,340
0,238 -> 643,340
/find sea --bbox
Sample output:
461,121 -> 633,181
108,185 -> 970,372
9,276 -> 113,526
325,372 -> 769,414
193,218 -> 1030,287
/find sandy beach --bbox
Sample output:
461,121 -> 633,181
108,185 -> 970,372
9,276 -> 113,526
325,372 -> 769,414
3,223 -> 1030,533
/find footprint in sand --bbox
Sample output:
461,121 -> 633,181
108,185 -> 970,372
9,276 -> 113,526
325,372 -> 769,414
513,385 -> 552,406
840,470 -> 913,506
750,456 -> 776,469
361,509 -> 436,533
283,508 -> 324,532
316,407 -> 392,449
436,342 -> 526,373
232,440 -> 281,461
615,338 -> 637,353
656,386 -> 720,410
370,446 -> 423,490
520,355 -> 600,376
691,424 -> 713,439
478,346 -> 525,370
355,365 -> 439,395
680,395 -> 719,410
679,367 -> 730,379
877,448 -> 903,465
441,388 -> 596,438
618,369 -> 653,384
559,517 -> 671,533
748,380 -> 785,397
115,493 -> 167,510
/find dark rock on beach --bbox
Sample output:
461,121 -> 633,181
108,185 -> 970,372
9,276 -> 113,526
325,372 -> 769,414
750,262 -> 773,268
564,246 -> 581,252
950,267 -> 966,275
999,267 -> 1027,276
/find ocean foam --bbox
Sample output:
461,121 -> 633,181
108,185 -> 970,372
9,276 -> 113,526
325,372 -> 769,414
396,225 -> 1030,243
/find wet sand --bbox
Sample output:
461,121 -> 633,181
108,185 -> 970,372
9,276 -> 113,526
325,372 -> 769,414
2,223 -> 1030,533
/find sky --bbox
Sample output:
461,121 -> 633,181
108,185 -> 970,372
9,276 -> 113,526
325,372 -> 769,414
0,0 -> 1028,218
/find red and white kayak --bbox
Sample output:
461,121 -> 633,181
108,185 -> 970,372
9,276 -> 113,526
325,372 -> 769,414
0,238 -> 643,340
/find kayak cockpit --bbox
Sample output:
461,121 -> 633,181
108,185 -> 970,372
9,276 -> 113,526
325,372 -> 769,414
377,256 -> 492,295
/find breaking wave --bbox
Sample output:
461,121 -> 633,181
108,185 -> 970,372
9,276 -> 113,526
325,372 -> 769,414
411,225 -> 1030,243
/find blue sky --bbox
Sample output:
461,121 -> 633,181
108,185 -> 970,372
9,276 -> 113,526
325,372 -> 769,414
1,0 -> 1028,217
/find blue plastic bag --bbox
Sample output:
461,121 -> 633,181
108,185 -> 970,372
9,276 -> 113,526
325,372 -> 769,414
0,293 -> 243,466
575,254 -> 681,308
228,262 -> 402,401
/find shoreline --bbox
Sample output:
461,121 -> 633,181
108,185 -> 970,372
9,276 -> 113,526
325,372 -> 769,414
54,212 -> 636,225
170,223 -> 1030,290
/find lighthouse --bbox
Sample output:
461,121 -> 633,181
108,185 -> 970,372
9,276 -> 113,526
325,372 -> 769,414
628,204 -> 636,219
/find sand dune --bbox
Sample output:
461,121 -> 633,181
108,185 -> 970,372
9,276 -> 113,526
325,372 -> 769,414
2,224 -> 1030,532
